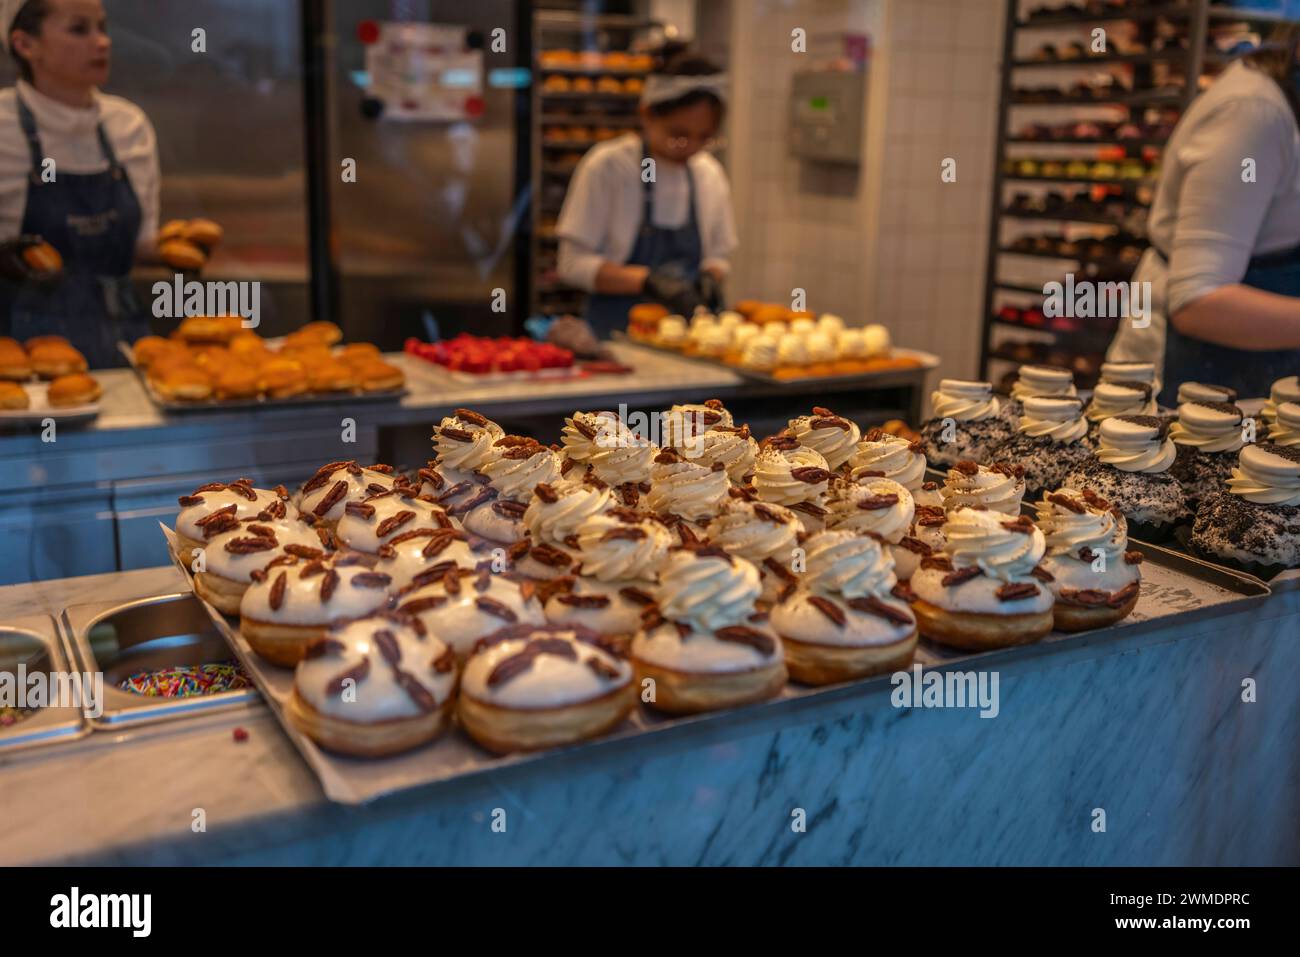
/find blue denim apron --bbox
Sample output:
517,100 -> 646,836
584,141 -> 703,339
0,93 -> 146,368
1158,241 -> 1300,406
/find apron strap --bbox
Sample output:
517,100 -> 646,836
16,92 -> 124,183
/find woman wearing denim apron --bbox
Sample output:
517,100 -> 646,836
556,54 -> 738,339
0,0 -> 159,368
1106,32 -> 1300,406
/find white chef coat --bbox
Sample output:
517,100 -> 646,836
1107,60 -> 1300,365
0,79 -> 160,253
556,132 -> 738,292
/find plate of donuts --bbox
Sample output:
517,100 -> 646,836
0,335 -> 101,424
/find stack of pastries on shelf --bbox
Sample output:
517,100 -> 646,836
920,363 -> 1300,577
179,384 -> 1238,760
0,334 -> 100,409
627,301 -> 921,379
130,318 -> 404,403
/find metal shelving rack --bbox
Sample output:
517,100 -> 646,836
528,10 -> 655,319
977,0 -> 1294,389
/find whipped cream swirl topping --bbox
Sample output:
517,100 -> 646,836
828,478 -> 914,542
705,499 -> 800,562
661,400 -> 733,449
562,411 -> 658,485
678,426 -> 759,482
944,507 -> 1046,582
801,530 -> 897,599
751,444 -> 832,505
1263,375 -> 1300,422
1227,443 -> 1300,506
741,335 -> 779,370
433,411 -> 505,472
1085,381 -> 1156,422
1100,361 -> 1159,388
1018,395 -> 1088,443
1096,415 -> 1176,473
940,461 -> 1026,515
930,379 -> 999,422
1034,487 -> 1128,564
1011,365 -> 1076,402
480,438 -> 562,500
573,513 -> 673,581
787,407 -> 862,469
524,480 -> 612,546
1176,382 -> 1237,405
656,549 -> 761,632
1267,401 -> 1300,446
847,428 -> 927,488
777,333 -> 809,366
646,452 -> 731,520
1168,401 -> 1245,453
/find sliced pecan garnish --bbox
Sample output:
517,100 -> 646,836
312,480 -> 349,517
790,466 -> 832,484
534,482 -> 559,503
1048,492 -> 1086,514
439,425 -> 474,442
475,596 -> 517,622
618,585 -> 655,605
326,657 -> 370,696
454,408 -> 489,426
897,535 -> 932,555
1001,516 -> 1036,535
304,637 -> 345,659
856,493 -> 900,510
1030,565 -> 1055,582
941,566 -> 981,586
320,567 -> 340,601
891,581 -> 917,603
268,571 -> 287,610
345,501 -> 376,520
847,596 -> 913,625
586,657 -> 621,680
557,593 -> 611,608
1124,550 -> 1144,565
807,595 -> 846,627
350,572 -> 392,589
996,582 -> 1040,601
714,625 -> 775,656
952,460 -> 980,476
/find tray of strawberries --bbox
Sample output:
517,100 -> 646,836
404,334 -> 580,382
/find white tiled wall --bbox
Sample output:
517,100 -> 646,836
727,0 -> 1007,403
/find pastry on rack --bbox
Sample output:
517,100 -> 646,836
705,492 -> 802,602
630,547 -> 786,714
770,530 -> 917,684
513,479 -> 614,580
194,516 -> 332,615
786,406 -> 861,471
846,427 -> 942,508
908,508 -> 1055,651
151,362 -> 213,401
645,447 -> 731,539
288,611 -> 458,758
750,433 -> 836,533
1060,415 -> 1189,541
920,379 -> 1014,467
47,373 -> 101,407
257,356 -> 308,399
826,477 -> 928,581
395,564 -> 546,659
462,436 -> 562,544
373,526 -> 477,591
1166,399 -> 1246,509
174,478 -> 294,566
1190,443 -> 1300,577
239,551 -> 395,666
296,460 -> 402,528
335,485 -> 454,554
541,510 -> 672,646
998,395 -> 1094,496
1035,487 -> 1142,631
939,460 -> 1026,515
457,623 -> 636,754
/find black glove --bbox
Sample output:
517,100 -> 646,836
0,235 -> 62,284
643,263 -> 703,317
697,271 -> 724,313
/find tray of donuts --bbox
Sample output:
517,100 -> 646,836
154,402 -> 1272,804
0,335 -> 101,424
120,317 -> 407,411
916,365 -> 1300,590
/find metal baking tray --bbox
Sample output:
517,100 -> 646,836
117,342 -> 407,413
61,592 -> 262,728
614,332 -> 939,388
158,521 -> 1269,806
0,613 -> 91,754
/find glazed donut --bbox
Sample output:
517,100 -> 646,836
630,550 -> 787,714
174,478 -> 294,567
129,335 -> 174,368
394,564 -> 546,659
305,358 -> 356,393
0,380 -> 29,410
28,342 -> 88,378
338,342 -> 381,364
46,373 -> 102,408
287,612 -> 457,757
257,357 -> 308,398
193,517 -> 329,615
296,460 -> 401,526
238,552 -> 394,666
335,486 -> 453,554
213,366 -> 261,401
354,359 -> 405,393
769,532 -> 917,685
151,364 -> 213,401
23,335 -> 70,351
457,624 -> 636,754
177,315 -> 240,344
21,240 -> 62,274
297,320 -> 343,345
159,238 -> 207,271
374,526 -> 477,591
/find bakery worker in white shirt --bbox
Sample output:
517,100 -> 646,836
0,0 -> 159,367
1105,27 -> 1300,406
556,53 -> 738,337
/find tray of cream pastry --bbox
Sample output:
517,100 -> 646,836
155,512 -> 1267,807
